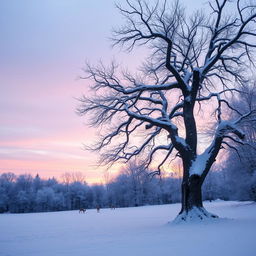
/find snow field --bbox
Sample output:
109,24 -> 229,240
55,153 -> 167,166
0,201 -> 256,256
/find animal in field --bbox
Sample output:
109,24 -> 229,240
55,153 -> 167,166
96,206 -> 100,213
79,208 -> 86,213
110,205 -> 115,210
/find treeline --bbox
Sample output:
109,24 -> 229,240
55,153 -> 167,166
0,166 -> 180,213
0,159 -> 255,213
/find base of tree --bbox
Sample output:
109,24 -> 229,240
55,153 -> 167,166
173,207 -> 218,223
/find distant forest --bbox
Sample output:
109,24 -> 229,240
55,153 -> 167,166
1,153 -> 255,213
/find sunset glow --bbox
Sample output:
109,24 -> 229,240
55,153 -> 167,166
1,0 -> 212,184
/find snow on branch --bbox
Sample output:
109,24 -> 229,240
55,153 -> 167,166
202,0 -> 256,77
190,113 -> 254,178
79,0 -> 256,179
82,61 -> 181,95
113,0 -> 191,93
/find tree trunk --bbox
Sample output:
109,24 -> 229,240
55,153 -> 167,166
174,174 -> 218,223
181,174 -> 203,211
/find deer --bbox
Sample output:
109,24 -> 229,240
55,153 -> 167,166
79,208 -> 86,213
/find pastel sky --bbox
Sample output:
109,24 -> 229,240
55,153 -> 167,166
1,0 -> 208,183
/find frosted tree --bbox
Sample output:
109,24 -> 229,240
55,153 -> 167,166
78,0 -> 256,221
36,187 -> 55,212
122,162 -> 148,206
224,81 -> 256,200
0,173 -> 16,212
15,190 -> 30,213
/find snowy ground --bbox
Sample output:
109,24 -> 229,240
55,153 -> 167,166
1,201 -> 256,256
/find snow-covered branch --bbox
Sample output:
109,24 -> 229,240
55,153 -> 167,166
191,117 -> 249,179
203,0 -> 256,78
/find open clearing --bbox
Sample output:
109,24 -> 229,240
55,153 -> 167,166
1,201 -> 256,256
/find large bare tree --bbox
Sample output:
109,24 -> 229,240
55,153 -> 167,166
78,0 -> 256,221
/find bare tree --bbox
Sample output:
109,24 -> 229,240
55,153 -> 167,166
78,0 -> 256,221
61,172 -> 86,185
226,80 -> 256,200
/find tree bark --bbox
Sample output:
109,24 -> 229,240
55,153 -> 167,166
180,174 -> 203,213
174,171 -> 218,222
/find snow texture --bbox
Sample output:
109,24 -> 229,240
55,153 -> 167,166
173,206 -> 218,223
1,201 -> 256,256
190,151 -> 210,176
